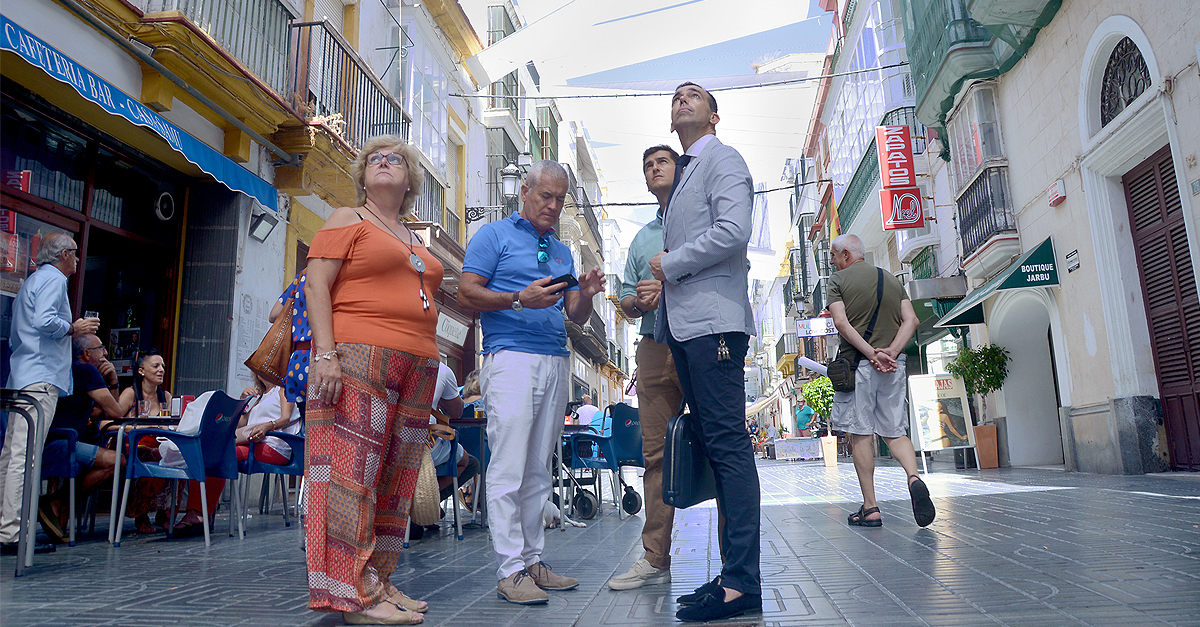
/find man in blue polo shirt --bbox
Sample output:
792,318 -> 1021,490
458,160 -> 604,606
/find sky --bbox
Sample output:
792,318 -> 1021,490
466,0 -> 833,280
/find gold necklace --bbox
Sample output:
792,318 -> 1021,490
362,205 -> 429,311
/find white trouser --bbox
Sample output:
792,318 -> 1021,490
482,350 -> 569,580
0,383 -> 59,543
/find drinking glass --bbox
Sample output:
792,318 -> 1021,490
137,400 -> 150,417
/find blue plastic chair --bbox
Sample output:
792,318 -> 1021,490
114,391 -> 251,547
455,402 -> 488,526
238,423 -> 304,528
567,403 -> 645,519
41,428 -> 82,545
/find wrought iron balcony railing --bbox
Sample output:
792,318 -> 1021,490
775,332 -> 798,364
152,0 -> 292,95
288,21 -> 410,150
956,166 -> 1015,259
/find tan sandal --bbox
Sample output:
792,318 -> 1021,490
342,602 -> 424,625
387,591 -> 428,612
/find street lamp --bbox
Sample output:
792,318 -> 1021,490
500,161 -> 522,200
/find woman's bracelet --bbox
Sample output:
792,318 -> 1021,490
312,350 -> 339,362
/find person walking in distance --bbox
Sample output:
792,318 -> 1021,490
609,144 -> 693,591
458,160 -> 604,606
648,82 -> 762,622
827,234 -> 933,528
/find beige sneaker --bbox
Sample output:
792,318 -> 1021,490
528,561 -> 579,590
607,558 -> 671,590
497,569 -> 549,605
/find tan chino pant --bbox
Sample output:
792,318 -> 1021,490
636,336 -> 684,570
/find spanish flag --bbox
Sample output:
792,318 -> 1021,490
828,197 -> 840,240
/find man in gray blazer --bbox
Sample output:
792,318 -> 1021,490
649,82 -> 761,622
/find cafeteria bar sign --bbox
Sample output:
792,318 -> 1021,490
876,126 -> 925,230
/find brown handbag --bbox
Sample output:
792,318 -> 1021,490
244,296 -> 293,388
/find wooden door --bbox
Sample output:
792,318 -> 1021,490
1123,146 -> 1200,471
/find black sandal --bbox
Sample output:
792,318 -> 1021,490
908,475 -> 936,527
848,505 -> 882,527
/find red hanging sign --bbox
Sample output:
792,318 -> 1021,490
880,187 -> 925,230
876,126 -> 924,230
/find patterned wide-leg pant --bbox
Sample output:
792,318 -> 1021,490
305,343 -> 437,612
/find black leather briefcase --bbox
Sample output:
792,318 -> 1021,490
662,406 -> 717,509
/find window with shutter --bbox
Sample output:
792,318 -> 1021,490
1122,146 -> 1200,470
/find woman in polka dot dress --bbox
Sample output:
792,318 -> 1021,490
270,270 -> 311,417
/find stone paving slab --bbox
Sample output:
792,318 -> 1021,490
2,459 -> 1198,626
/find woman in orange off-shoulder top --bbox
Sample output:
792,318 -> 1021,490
303,135 -> 442,625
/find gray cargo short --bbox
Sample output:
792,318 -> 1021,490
831,353 -> 908,438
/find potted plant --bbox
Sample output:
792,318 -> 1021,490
945,344 -> 1010,468
801,376 -> 838,466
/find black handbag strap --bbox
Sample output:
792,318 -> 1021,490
853,268 -> 886,364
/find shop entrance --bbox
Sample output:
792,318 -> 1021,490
990,291 -> 1064,466
1,91 -> 184,388
1123,146 -> 1200,471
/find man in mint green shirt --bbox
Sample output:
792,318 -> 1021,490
608,145 -> 686,591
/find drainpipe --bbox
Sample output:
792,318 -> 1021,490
58,0 -> 297,165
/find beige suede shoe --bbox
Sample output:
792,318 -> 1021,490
527,561 -> 579,591
497,569 -> 549,605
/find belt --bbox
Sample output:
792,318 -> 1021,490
294,341 -> 312,351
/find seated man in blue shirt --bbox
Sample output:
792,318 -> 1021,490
458,160 -> 604,606
39,333 -> 128,542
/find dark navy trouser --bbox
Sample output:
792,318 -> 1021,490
665,321 -> 761,596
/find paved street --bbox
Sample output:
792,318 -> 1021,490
2,458 -> 1199,627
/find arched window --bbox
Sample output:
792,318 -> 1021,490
1099,37 -> 1151,127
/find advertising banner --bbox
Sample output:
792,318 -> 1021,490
908,374 -> 975,452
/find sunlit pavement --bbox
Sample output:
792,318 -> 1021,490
2,458 -> 1198,626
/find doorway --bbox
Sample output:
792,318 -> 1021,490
1122,146 -> 1200,471
990,292 -> 1064,466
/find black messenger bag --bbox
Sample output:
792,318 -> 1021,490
663,403 -> 717,509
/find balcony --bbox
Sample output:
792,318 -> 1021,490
896,222 -> 938,263
903,0 -> 996,127
775,332 -> 799,376
488,71 -> 519,118
910,246 -> 938,280
956,166 -> 1020,279
608,340 -> 628,375
288,21 -> 411,150
838,138 -> 877,233
145,0 -> 293,95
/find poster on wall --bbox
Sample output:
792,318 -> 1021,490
908,374 -> 975,451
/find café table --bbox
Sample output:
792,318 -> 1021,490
555,423 -> 595,530
104,415 -> 182,544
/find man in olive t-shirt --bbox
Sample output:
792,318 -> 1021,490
827,234 -> 933,528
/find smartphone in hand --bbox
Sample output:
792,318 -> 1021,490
549,273 -> 578,292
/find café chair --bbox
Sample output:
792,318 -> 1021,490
115,391 -> 251,547
41,428 -> 82,546
566,403 -> 645,520
238,426 -> 304,528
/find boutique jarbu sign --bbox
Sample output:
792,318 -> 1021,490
876,126 -> 925,230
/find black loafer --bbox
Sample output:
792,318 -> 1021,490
676,591 -> 762,622
676,577 -> 721,605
